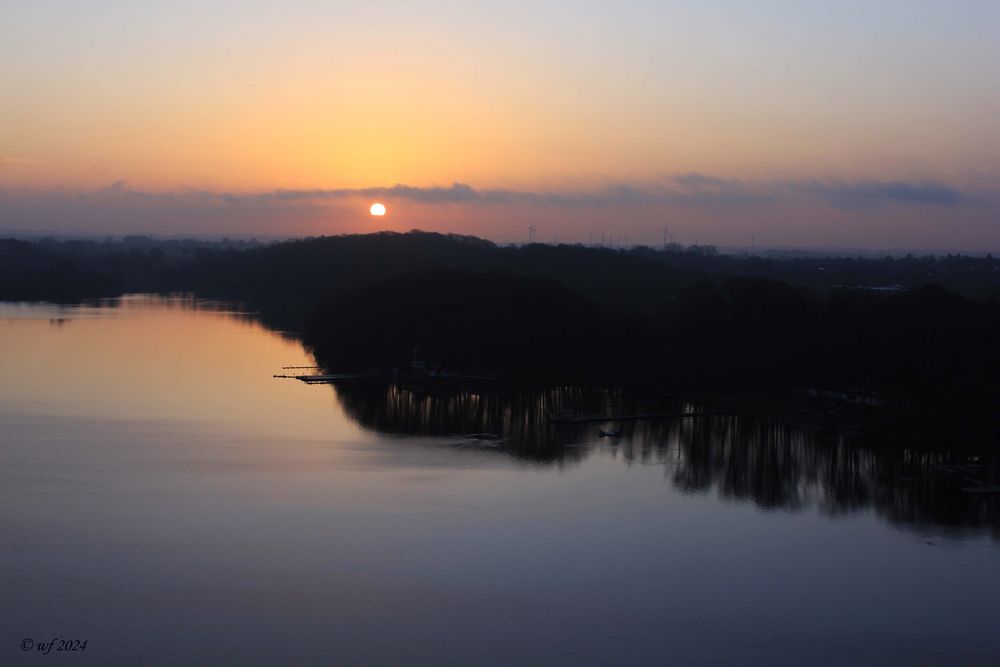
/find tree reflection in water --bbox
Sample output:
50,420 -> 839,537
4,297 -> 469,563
333,381 -> 1000,541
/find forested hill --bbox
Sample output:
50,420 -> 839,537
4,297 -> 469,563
3,231 -> 1000,308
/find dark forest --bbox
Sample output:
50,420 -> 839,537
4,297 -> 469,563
3,231 -> 998,448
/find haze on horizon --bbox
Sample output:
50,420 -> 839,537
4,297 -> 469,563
2,1 -> 999,250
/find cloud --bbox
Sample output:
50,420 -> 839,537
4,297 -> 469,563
81,175 -> 964,210
792,179 -> 964,210
0,174 -> 984,240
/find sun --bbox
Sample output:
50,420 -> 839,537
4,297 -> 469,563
369,202 -> 387,216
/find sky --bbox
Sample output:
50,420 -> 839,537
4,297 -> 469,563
2,1 -> 999,250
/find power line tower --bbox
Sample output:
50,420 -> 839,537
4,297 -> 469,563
528,225 -> 536,244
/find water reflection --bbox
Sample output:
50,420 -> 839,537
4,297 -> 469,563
334,382 -> 627,462
3,295 -> 997,542
333,381 -> 1000,540
0,293 -> 255,320
0,294 -> 354,440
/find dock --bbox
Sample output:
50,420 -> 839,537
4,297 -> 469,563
273,371 -> 386,384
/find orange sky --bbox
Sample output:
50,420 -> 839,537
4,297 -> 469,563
2,2 -> 999,249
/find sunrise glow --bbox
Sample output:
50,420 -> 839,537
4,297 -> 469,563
1,2 -> 999,248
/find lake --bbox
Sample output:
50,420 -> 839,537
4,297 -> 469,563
2,296 -> 999,665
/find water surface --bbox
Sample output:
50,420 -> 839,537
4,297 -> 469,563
2,297 -> 999,665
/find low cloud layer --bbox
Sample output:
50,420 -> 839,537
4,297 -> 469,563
196,175 -> 970,210
14,174 -> 969,210
0,174 -> 992,249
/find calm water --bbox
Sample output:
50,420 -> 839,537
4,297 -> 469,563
2,296 -> 999,666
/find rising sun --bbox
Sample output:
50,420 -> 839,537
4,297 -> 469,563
369,202 -> 387,216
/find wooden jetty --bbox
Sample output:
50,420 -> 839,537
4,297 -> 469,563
273,371 -> 386,384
